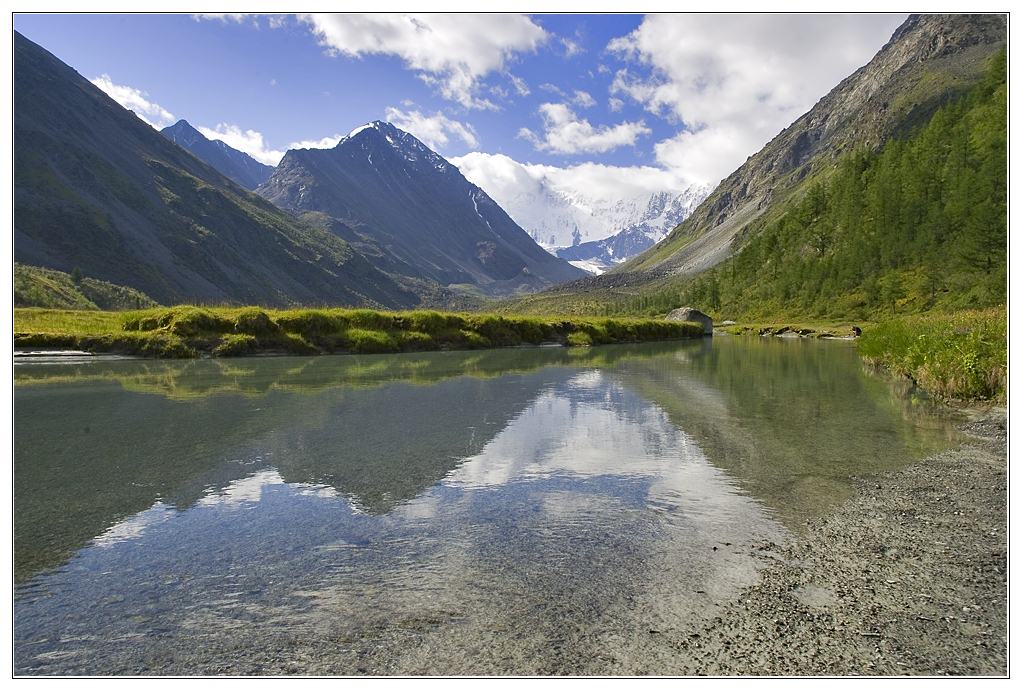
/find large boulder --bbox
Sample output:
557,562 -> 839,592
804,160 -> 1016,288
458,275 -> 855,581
665,307 -> 714,336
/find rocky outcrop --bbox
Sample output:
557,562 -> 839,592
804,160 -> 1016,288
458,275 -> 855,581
666,307 -> 714,335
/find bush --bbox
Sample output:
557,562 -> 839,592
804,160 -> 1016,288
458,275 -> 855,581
344,328 -> 398,354
233,310 -> 281,337
213,333 -> 258,357
859,308 -> 1006,401
567,330 -> 593,347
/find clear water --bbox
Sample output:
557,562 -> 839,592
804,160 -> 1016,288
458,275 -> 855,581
13,338 -> 958,675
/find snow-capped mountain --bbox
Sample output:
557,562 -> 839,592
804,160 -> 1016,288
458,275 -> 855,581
257,121 -> 584,295
556,189 -> 708,273
451,152 -> 710,273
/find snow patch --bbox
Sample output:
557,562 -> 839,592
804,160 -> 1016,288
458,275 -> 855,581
568,259 -> 606,275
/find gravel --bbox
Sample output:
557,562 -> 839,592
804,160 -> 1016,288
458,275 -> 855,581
663,408 -> 1007,676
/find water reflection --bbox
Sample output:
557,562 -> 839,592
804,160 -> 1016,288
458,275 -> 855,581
14,339 -> 958,674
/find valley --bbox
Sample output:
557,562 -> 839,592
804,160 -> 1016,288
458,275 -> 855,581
9,11 -> 1008,679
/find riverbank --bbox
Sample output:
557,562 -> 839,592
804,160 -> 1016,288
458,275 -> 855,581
669,407 -> 1007,675
13,306 -> 704,358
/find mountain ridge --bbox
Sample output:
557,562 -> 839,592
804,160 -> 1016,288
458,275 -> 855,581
161,119 -> 274,190
258,120 -> 585,295
13,31 -> 417,308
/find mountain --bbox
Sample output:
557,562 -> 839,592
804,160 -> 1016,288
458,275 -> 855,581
555,189 -> 708,273
161,119 -> 274,190
503,14 -> 1007,316
14,31 -> 416,308
14,263 -> 157,310
258,122 -> 585,296
451,152 -> 710,256
621,13 -> 1007,279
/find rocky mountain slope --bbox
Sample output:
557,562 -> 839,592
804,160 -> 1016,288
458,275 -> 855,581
620,13 -> 1007,279
161,119 -> 274,190
14,31 -> 416,308
258,121 -> 584,295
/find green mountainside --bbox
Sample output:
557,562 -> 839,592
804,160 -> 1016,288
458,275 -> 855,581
503,14 -> 1006,320
14,263 -> 158,310
632,51 -> 1006,320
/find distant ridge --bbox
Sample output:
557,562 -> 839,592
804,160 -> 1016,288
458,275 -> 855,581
161,119 -> 274,190
13,31 -> 417,308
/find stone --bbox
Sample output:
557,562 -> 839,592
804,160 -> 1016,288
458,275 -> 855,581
665,307 -> 714,335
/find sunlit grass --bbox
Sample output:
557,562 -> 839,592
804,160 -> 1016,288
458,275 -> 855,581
14,305 -> 704,358
858,307 -> 1006,401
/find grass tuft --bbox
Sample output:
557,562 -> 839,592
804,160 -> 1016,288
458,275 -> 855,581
858,308 -> 1006,401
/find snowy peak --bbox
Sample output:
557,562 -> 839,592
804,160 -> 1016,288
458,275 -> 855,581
337,120 -> 449,172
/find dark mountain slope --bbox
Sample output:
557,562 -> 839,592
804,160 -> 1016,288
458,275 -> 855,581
258,121 -> 585,296
161,119 -> 274,190
14,31 -> 416,308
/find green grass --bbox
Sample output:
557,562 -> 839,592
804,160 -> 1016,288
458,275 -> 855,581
14,305 -> 705,359
14,263 -> 157,310
858,308 -> 1006,401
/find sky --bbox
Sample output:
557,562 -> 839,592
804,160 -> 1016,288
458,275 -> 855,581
14,13 -> 907,197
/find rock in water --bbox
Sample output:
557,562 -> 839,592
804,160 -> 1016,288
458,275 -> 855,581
665,307 -> 714,335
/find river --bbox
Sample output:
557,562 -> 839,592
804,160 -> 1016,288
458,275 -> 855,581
13,337 -> 959,675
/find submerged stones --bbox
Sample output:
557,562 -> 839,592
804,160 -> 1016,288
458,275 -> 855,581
666,307 -> 714,336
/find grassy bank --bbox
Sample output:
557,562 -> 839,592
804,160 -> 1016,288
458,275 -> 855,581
13,306 -> 704,358
858,308 -> 1006,401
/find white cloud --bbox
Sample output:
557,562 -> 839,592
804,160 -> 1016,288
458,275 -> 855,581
287,133 -> 346,151
519,103 -> 650,155
539,82 -> 566,97
608,97 -> 624,113
90,75 -> 176,129
451,153 -> 684,210
191,13 -> 251,23
450,151 -> 692,247
452,151 -> 683,205
508,74 -> 530,97
196,123 -> 285,165
383,106 -> 479,150
571,90 -> 596,108
560,36 -> 583,57
297,14 -> 547,110
607,13 -> 906,185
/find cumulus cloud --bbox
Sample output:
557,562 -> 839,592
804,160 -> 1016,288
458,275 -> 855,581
572,90 -> 596,108
451,152 -> 684,206
518,103 -> 650,155
383,106 -> 479,150
608,97 -> 624,113
90,75 -> 176,129
296,14 -> 547,110
196,124 -> 286,165
287,133 -> 346,151
607,13 -> 906,185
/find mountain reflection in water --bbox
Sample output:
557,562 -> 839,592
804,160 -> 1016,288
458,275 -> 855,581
14,339 -> 957,674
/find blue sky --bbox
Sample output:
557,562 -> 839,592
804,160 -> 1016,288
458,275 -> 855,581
13,13 -> 906,192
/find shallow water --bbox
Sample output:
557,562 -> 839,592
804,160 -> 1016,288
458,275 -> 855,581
13,338 -> 958,675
